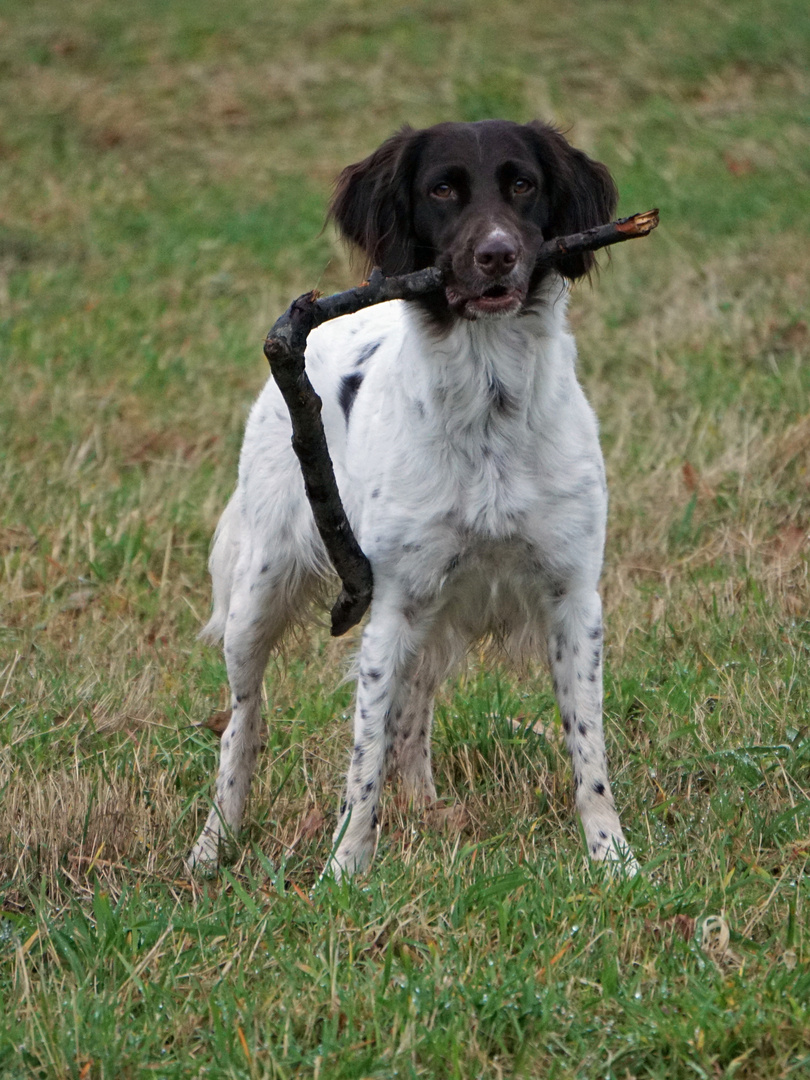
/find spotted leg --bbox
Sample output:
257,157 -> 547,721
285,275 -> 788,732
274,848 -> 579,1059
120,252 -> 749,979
328,595 -> 435,879
547,589 -> 637,872
389,656 -> 439,805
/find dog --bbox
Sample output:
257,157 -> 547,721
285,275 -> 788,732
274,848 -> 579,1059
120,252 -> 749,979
189,119 -> 636,877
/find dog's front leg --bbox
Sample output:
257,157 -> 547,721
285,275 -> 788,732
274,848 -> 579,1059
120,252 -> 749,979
547,590 -> 637,872
329,597 -> 431,879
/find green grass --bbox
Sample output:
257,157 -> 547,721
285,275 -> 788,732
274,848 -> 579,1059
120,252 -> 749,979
1,0 -> 809,1076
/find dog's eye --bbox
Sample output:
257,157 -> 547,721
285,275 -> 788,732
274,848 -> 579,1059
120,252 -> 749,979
431,182 -> 455,200
512,178 -> 535,195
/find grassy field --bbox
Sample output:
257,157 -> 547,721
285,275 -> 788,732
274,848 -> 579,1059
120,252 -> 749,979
1,0 -> 809,1076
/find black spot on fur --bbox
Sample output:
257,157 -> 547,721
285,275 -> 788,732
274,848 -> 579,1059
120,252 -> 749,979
367,669 -> 382,681
355,340 -> 382,366
260,563 -> 269,574
599,830 -> 608,840
487,375 -> 515,414
371,488 -> 380,499
578,722 -> 588,737
339,372 -> 364,422
340,800 -> 347,816
589,626 -> 602,640
593,780 -> 606,797
562,716 -> 571,734
370,808 -> 379,829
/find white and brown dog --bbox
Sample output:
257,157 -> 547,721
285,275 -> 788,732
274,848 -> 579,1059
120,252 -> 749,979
190,120 -> 636,877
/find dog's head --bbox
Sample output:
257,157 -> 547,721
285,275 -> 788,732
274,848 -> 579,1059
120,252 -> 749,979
329,119 -> 617,322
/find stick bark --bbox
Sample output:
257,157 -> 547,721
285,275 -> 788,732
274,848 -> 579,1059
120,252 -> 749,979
263,209 -> 659,636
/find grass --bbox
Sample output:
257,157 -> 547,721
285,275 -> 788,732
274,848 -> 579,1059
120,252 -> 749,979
1,0 -> 809,1076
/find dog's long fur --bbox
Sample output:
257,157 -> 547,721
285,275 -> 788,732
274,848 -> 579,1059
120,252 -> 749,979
189,120 -> 635,876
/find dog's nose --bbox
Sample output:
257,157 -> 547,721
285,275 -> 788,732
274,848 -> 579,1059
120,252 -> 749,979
474,234 -> 519,276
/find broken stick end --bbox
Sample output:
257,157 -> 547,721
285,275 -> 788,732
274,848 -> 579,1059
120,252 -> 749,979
330,586 -> 373,637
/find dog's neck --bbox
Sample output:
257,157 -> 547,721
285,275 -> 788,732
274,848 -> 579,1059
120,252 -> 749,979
400,273 -> 573,434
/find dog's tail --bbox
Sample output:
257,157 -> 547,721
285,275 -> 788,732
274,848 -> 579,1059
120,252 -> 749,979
198,493 -> 240,645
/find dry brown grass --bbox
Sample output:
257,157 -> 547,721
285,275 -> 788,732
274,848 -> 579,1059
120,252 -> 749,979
1,1 -> 809,1074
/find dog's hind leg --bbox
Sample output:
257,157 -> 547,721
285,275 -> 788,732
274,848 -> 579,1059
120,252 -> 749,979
388,654 -> 441,805
188,549 -> 316,870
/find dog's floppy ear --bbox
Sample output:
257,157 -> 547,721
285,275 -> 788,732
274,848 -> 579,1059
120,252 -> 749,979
527,122 -> 618,281
329,126 -> 425,276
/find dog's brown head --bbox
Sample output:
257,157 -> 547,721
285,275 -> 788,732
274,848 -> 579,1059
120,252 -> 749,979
329,119 -> 617,321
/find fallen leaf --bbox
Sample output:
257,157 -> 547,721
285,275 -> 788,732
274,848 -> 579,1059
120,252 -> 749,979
771,524 -> 807,560
779,320 -> 808,349
682,461 -> 699,492
294,808 -> 326,844
723,153 -> 754,176
425,803 -> 472,833
645,914 -> 696,943
198,710 -> 231,737
699,914 -> 740,968
681,461 -> 715,498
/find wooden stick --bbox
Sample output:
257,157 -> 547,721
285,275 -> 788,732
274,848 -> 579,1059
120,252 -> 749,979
263,210 -> 659,635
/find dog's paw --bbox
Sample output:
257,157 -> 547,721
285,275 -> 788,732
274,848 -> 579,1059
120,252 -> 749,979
590,835 -> 639,877
325,834 -> 376,883
186,830 -> 226,876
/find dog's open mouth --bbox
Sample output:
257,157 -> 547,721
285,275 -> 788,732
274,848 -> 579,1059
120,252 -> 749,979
446,284 -> 526,318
